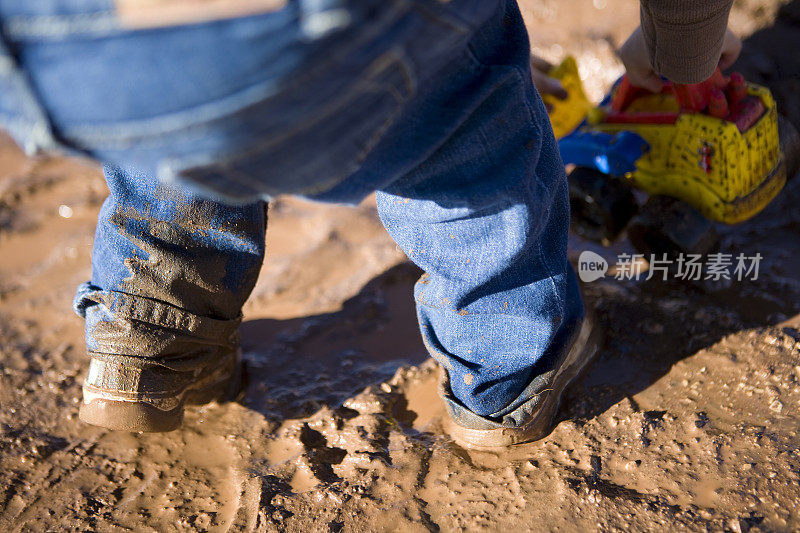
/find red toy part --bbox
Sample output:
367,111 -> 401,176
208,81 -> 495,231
609,75 -> 673,113
727,72 -> 747,104
608,68 -> 765,132
673,68 -> 728,112
733,97 -> 765,132
708,88 -> 729,119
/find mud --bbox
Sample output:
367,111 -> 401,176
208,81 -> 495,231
2,1 -> 800,531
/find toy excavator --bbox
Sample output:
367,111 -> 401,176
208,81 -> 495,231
545,56 -> 800,257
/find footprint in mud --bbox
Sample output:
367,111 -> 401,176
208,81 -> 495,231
234,362 -> 447,530
262,361 -> 443,493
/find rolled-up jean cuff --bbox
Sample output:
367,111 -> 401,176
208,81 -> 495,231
73,281 -> 241,366
438,367 -> 549,431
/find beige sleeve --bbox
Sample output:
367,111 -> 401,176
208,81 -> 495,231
639,0 -> 734,84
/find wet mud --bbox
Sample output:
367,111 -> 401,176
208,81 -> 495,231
2,1 -> 800,531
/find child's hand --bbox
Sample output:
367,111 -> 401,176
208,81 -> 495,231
618,27 -> 662,92
717,29 -> 743,71
619,26 -> 742,92
531,54 -> 568,108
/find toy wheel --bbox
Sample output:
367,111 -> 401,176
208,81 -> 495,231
627,195 -> 719,258
568,166 -> 638,243
778,115 -> 800,181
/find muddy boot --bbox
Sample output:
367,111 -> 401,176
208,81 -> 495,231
79,349 -> 243,432
72,165 -> 265,433
442,312 -> 601,449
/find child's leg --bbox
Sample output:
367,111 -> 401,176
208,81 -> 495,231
375,2 -> 585,434
74,165 -> 267,431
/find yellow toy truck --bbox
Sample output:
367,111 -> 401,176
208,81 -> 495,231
545,57 -> 800,256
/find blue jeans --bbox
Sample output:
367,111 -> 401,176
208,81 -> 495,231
0,0 -> 583,428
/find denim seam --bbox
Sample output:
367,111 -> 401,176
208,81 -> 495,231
87,289 -> 241,339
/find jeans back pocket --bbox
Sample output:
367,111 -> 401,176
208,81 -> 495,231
171,46 -> 417,201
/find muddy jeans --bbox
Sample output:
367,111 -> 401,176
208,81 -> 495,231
0,0 -> 583,427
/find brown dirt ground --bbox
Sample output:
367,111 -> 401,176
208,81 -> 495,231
2,1 -> 800,531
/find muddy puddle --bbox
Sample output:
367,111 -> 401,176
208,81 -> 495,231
2,0 -> 800,531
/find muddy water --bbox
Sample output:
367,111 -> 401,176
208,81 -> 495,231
2,1 -> 800,531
